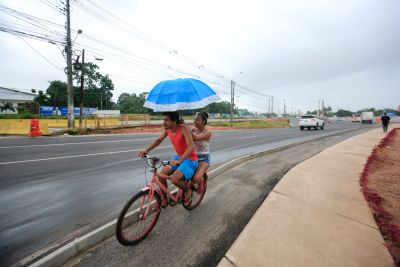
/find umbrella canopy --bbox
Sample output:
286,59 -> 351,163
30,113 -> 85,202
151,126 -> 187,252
144,78 -> 220,112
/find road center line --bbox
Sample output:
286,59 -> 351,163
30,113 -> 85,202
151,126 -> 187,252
0,146 -> 172,165
0,138 -> 156,149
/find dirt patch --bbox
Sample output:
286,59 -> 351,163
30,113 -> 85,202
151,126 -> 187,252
360,128 -> 400,265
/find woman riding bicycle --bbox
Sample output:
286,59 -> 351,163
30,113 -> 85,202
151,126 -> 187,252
190,112 -> 211,194
137,112 -> 198,206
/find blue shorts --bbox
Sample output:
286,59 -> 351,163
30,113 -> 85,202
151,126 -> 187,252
198,154 -> 210,164
170,155 -> 198,181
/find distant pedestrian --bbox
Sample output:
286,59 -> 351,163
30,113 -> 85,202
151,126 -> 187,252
381,112 -> 390,133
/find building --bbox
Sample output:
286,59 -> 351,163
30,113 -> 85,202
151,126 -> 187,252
0,87 -> 36,114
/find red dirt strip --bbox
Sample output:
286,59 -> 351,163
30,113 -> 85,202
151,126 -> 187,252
360,128 -> 400,265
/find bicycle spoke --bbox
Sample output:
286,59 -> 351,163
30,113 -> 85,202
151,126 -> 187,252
116,190 -> 161,245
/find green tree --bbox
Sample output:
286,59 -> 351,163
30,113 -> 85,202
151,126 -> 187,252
322,106 -> 332,116
118,92 -> 148,114
46,80 -> 68,106
0,102 -> 15,114
356,108 -> 375,115
336,109 -> 353,117
33,90 -> 49,105
375,108 -> 400,116
72,62 -> 114,109
99,74 -> 114,109
201,101 -> 232,114
237,108 -> 251,116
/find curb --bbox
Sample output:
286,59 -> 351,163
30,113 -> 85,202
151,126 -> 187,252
25,126 -> 373,267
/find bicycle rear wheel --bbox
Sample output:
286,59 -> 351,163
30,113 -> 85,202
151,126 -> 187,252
183,173 -> 208,210
116,189 -> 161,246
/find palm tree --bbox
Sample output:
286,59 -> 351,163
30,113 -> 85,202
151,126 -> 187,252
0,102 -> 16,114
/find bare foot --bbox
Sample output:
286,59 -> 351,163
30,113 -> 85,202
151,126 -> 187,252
183,188 -> 193,205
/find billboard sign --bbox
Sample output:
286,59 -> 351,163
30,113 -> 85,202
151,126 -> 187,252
40,106 -> 97,116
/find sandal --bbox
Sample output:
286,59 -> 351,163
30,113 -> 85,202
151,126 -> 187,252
183,188 -> 193,206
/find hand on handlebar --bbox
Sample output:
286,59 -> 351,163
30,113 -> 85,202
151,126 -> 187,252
137,150 -> 147,158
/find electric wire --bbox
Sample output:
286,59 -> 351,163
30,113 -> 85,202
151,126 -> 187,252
0,2 -> 300,113
18,37 -> 64,71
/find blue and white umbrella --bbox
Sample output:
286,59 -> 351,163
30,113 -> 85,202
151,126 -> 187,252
144,78 -> 220,112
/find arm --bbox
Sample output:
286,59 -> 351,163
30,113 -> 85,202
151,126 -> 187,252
137,130 -> 168,157
171,126 -> 195,164
191,129 -> 211,142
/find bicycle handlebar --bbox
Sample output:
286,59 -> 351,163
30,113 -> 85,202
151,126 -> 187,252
141,153 -> 173,167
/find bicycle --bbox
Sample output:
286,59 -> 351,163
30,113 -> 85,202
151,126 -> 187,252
116,154 -> 208,246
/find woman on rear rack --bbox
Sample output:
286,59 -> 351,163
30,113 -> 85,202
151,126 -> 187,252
190,112 -> 212,194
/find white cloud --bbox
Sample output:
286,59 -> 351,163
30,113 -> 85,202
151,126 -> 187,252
0,0 -> 399,113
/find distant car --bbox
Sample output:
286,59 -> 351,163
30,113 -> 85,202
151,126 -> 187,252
299,115 -> 325,130
352,114 -> 361,122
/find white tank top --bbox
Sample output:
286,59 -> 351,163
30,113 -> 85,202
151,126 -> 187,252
193,129 -> 210,155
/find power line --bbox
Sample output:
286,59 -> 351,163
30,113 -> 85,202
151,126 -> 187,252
0,4 -> 66,45
18,37 -> 64,71
0,2 -> 302,113
73,0 -> 230,84
39,0 -> 65,14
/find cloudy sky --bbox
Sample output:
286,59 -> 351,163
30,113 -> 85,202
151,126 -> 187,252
1,0 -> 399,113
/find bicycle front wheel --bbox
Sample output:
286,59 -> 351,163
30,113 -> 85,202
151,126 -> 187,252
116,189 -> 161,246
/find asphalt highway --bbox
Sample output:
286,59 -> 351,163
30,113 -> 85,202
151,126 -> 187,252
0,120 -> 374,266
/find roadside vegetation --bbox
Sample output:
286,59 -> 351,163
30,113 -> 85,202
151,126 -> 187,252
209,118 -> 290,128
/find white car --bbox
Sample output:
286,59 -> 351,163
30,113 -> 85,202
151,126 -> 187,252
299,115 -> 325,130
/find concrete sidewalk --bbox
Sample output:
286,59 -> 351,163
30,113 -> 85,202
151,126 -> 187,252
218,126 -> 397,267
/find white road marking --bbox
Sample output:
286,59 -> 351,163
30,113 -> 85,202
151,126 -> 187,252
0,138 -> 156,149
237,136 -> 257,140
0,146 -> 172,165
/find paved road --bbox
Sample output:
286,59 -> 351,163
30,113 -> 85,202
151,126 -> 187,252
0,121 -> 373,266
70,127 -> 374,267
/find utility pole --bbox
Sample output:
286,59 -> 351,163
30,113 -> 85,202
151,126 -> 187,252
271,96 -> 274,115
65,0 -> 74,128
268,98 -> 271,116
318,99 -> 321,117
230,80 -> 235,127
229,72 -> 242,126
284,99 -> 286,117
79,49 -> 85,128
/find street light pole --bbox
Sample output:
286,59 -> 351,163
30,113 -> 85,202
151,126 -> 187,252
65,0 -> 74,128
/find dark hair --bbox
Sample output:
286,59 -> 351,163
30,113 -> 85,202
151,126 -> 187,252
162,111 -> 183,124
196,112 -> 208,125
